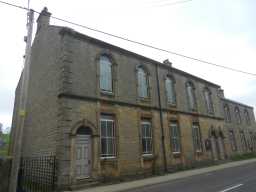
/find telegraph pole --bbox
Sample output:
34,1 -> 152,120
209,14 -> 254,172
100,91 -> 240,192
9,3 -> 34,192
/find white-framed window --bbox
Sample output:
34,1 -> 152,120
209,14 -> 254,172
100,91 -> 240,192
192,122 -> 202,152
186,82 -> 197,111
170,121 -> 181,153
100,115 -> 116,158
224,104 -> 231,122
100,55 -> 113,92
244,110 -> 251,125
165,77 -> 176,105
204,88 -> 214,114
235,107 -> 242,124
141,120 -> 152,155
228,130 -> 237,151
137,67 -> 149,98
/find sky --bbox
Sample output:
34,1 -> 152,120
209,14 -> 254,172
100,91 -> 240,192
0,0 -> 256,131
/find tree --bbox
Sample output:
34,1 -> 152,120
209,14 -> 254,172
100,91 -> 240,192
0,123 -> 3,135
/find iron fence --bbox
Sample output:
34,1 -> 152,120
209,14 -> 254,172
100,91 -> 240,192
17,155 -> 57,192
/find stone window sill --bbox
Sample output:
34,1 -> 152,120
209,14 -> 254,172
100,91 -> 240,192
172,152 -> 181,158
100,156 -> 117,161
142,154 -> 155,160
100,90 -> 115,97
167,103 -> 177,108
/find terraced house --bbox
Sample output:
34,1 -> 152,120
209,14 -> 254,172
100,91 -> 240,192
10,9 -> 256,190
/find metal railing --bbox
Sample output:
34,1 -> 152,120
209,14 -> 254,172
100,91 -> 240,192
17,156 -> 57,192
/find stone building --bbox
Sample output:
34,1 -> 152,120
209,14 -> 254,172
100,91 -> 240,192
10,9 -> 256,190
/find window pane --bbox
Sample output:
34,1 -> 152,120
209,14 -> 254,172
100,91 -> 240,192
142,138 -> 147,153
138,68 -> 148,98
147,139 -> 152,153
187,84 -> 195,110
166,78 -> 176,104
192,123 -> 202,152
204,89 -> 213,113
106,121 -> 114,137
170,122 -> 181,153
100,56 -> 112,92
101,121 -> 106,137
141,121 -> 152,154
101,138 -> 107,156
107,138 -> 114,156
100,115 -> 115,157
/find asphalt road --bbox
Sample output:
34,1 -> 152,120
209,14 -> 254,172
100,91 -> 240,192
126,162 -> 256,192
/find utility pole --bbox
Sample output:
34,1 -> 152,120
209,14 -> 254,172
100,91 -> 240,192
9,6 -> 34,192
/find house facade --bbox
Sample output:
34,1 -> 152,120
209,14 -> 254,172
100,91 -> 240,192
9,9 -> 256,190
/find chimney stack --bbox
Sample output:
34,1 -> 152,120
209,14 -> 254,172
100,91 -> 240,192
36,7 -> 51,32
163,59 -> 172,67
218,88 -> 225,98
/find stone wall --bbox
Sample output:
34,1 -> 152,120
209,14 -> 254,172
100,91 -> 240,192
222,98 -> 256,155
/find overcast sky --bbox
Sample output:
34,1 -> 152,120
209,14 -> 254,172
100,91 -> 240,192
0,0 -> 255,131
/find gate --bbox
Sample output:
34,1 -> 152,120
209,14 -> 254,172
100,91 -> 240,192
17,156 -> 57,192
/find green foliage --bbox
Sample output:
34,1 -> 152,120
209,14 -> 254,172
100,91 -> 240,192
0,133 -> 10,156
230,152 -> 256,161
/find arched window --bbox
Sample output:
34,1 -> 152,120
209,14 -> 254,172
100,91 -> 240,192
137,66 -> 149,98
99,55 -> 113,92
186,82 -> 196,111
165,76 -> 176,105
204,88 -> 214,114
235,107 -> 242,124
224,104 -> 231,122
244,109 -> 251,125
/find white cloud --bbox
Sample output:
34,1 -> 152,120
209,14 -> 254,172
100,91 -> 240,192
0,0 -> 255,128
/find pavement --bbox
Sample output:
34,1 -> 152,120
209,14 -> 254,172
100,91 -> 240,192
70,158 -> 256,192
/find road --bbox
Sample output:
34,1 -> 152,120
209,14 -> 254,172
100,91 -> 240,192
126,162 -> 256,192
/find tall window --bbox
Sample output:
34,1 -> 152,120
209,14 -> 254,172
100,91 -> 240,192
253,134 -> 256,149
244,110 -> 251,125
170,121 -> 181,153
204,88 -> 214,114
240,131 -> 247,151
249,132 -> 254,150
137,67 -> 149,98
141,120 -> 152,155
100,115 -> 116,158
235,107 -> 242,124
224,104 -> 231,122
192,122 -> 202,152
186,82 -> 197,111
165,76 -> 176,105
100,56 -> 113,92
228,130 -> 237,151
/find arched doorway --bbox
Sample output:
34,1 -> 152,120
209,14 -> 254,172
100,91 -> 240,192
75,126 -> 92,179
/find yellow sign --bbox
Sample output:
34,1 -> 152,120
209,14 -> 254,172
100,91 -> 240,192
19,110 -> 26,117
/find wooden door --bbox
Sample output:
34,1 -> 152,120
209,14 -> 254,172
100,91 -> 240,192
76,135 -> 91,179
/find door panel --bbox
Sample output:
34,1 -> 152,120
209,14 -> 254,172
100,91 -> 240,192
76,135 -> 91,179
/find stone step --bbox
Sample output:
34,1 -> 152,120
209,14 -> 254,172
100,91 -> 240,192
69,180 -> 99,191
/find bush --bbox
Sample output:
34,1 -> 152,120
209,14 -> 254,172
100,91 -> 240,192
230,152 -> 256,161
0,134 -> 10,157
